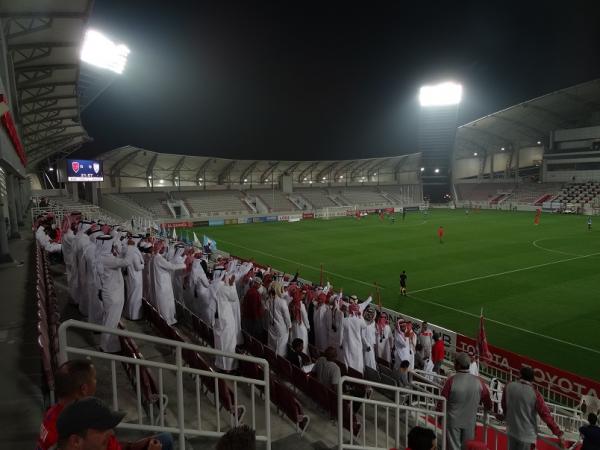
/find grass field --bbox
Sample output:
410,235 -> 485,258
190,210 -> 600,380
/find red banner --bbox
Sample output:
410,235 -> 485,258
162,221 -> 192,228
457,334 -> 600,400
302,212 -> 314,219
0,95 -> 27,166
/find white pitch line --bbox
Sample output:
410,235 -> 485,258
532,238 -> 582,257
411,250 -> 600,294
406,293 -> 600,355
217,238 -> 383,289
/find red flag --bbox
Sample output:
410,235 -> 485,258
477,312 -> 493,361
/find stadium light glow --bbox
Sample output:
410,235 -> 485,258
473,152 -> 478,156
48,167 -> 54,171
243,178 -> 248,182
373,172 -> 377,176
81,29 -> 130,74
147,175 -> 152,179
501,147 -> 505,151
339,175 -> 344,179
308,180 -> 313,184
419,82 -> 462,106
420,167 -> 425,172
159,179 -> 164,183
322,177 -> 326,180
434,168 -> 440,173
537,141 -> 541,145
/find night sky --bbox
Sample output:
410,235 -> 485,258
80,1 -> 600,161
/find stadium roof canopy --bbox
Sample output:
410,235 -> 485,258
454,78 -> 600,158
99,146 -> 422,186
0,0 -> 93,169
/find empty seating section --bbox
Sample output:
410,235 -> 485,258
172,191 -> 247,216
511,183 -> 562,205
295,188 -> 337,208
380,184 -> 422,204
104,193 -> 155,217
554,181 -> 600,206
126,192 -> 170,217
335,188 -> 389,205
455,183 -> 515,202
246,190 -> 297,212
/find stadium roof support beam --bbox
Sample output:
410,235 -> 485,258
21,114 -> 79,127
195,159 -> 213,185
260,162 -> 279,183
110,149 -> 141,189
350,159 -> 374,179
393,157 -> 408,181
23,122 -> 79,139
26,131 -> 86,154
146,154 -> 158,188
172,156 -> 186,186
239,160 -> 259,184
296,161 -> 319,183
29,141 -> 84,167
218,160 -> 236,185
315,162 -> 338,182
521,104 -> 570,127
333,160 -> 358,179
282,161 -> 300,175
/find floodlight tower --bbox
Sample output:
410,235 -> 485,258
78,29 -> 130,111
418,82 -> 462,202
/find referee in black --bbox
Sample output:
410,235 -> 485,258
400,270 -> 407,296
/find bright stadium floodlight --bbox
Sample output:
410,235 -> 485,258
537,141 -> 541,145
81,29 -> 130,74
434,168 -> 440,173
420,167 -> 425,172
419,82 -> 462,106
473,152 -> 478,156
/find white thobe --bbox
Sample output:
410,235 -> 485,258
223,282 -> 243,345
290,302 -> 310,354
124,246 -> 145,320
341,316 -> 368,373
72,233 -> 90,303
142,253 -> 153,305
267,296 -> 291,356
362,321 -> 377,370
313,304 -> 330,352
75,237 -> 92,312
171,252 -> 185,303
211,282 -> 238,371
393,331 -> 412,370
61,230 -> 76,291
99,254 -> 129,353
189,264 -> 213,323
376,324 -> 393,363
83,242 -> 102,323
152,253 -> 186,325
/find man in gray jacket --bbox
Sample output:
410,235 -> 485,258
501,367 -> 564,450
439,352 -> 492,450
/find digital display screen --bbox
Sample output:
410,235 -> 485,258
66,159 -> 104,182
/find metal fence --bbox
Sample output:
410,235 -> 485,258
337,375 -> 446,450
58,319 -> 271,450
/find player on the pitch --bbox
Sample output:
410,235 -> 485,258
437,225 -> 444,243
399,270 -> 407,296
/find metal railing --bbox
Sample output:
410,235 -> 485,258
337,376 -> 446,450
58,320 -> 271,450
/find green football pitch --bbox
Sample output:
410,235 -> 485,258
189,210 -> 600,380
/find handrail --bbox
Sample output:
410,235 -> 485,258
58,319 -> 271,450
337,375 -> 446,450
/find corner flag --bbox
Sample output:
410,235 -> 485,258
477,309 -> 493,361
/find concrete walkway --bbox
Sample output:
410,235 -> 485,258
0,225 -> 44,448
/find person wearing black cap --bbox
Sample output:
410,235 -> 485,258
56,397 -> 131,450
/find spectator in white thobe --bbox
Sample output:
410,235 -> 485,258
376,312 -> 393,364
289,287 -> 310,354
340,302 -> 368,373
223,274 -> 243,345
394,319 -> 412,370
266,282 -> 292,356
83,229 -> 104,324
124,238 -> 145,320
211,274 -> 238,371
326,294 -> 344,350
95,235 -> 129,353
362,308 -> 377,370
151,242 -> 186,325
313,293 -> 330,352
